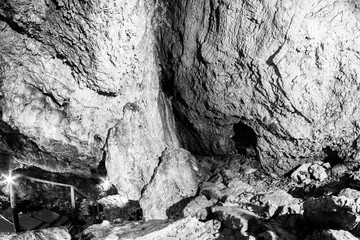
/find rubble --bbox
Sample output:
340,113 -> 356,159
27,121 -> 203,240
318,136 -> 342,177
291,162 -> 331,184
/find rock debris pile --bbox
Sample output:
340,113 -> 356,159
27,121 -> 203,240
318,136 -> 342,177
77,153 -> 360,240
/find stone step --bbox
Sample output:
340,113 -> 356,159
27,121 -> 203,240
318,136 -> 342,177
0,208 -> 70,232
0,215 -> 15,233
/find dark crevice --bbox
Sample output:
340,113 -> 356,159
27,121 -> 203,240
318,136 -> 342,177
95,90 -> 117,97
166,196 -> 196,220
30,85 -> 62,107
0,14 -> 27,35
214,6 -> 221,33
266,43 -> 284,79
140,154 -> 163,196
323,146 -> 344,166
172,107 -> 207,155
232,122 -> 257,155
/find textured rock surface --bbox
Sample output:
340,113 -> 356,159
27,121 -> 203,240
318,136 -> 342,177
0,0 -> 179,199
140,148 -> 204,220
259,190 -> 303,217
0,227 -> 70,240
160,0 -> 360,174
183,195 -> 215,220
212,206 -> 259,235
291,162 -> 331,184
306,229 -> 358,240
83,217 -> 219,240
304,196 -> 360,230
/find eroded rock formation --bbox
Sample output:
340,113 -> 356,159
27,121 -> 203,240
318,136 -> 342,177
0,0 -> 180,200
160,0 -> 360,174
2,1 -> 360,238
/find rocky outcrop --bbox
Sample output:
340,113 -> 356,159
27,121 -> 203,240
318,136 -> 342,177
140,148 -> 204,220
160,0 -> 360,174
0,0 -> 180,200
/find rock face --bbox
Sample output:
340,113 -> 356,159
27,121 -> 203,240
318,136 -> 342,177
0,0 -> 180,199
160,0 -> 360,174
140,148 -> 204,220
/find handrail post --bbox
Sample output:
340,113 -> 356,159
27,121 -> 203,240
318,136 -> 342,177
70,186 -> 75,209
9,171 -> 20,232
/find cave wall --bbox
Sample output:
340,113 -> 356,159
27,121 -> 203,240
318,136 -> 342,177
159,0 -> 360,174
2,0 -> 360,204
0,0 -> 180,200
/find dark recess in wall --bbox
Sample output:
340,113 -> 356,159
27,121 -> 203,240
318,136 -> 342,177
323,146 -> 344,166
232,122 -> 257,155
159,52 -> 175,97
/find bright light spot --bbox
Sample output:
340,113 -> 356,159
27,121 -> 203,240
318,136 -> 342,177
99,177 -> 112,191
2,173 -> 17,185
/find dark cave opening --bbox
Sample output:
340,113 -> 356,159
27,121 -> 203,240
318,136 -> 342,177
232,122 -> 257,156
323,146 -> 344,166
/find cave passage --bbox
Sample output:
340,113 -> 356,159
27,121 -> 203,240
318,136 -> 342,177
232,122 -> 257,155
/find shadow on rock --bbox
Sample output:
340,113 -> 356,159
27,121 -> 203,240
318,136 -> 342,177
166,196 -> 196,220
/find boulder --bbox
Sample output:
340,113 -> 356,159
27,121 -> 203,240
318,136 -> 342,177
140,148 -> 204,220
259,190 -> 303,217
338,188 -> 360,200
291,162 -> 330,184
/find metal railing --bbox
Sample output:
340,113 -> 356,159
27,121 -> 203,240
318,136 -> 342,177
7,171 -> 92,232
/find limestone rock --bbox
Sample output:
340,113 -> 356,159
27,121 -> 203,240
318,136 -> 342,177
259,190 -> 303,217
0,0 -> 179,199
338,188 -> 360,200
0,227 -> 71,240
199,175 -> 228,200
183,195 -> 215,220
291,162 -> 330,184
82,216 -> 219,240
349,170 -> 360,190
258,229 -> 298,240
140,148 -> 204,220
160,0 -> 360,174
212,206 -> 259,237
304,196 -> 360,230
306,229 -> 358,240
